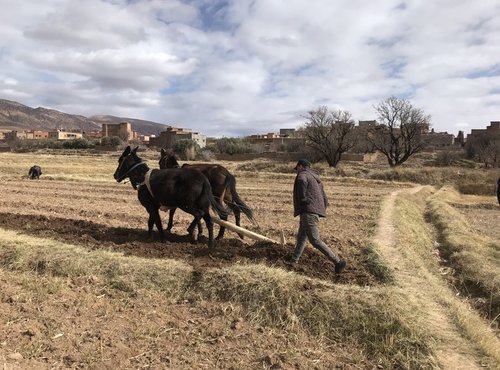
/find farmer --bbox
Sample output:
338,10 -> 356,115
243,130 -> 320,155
285,159 -> 347,275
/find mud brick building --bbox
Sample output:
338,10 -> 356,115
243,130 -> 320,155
102,122 -> 137,141
149,127 -> 206,148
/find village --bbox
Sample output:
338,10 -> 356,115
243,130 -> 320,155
1,119 -> 499,165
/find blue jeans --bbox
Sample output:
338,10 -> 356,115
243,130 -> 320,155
292,213 -> 340,263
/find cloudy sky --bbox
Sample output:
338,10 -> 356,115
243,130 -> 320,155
1,0 -> 499,137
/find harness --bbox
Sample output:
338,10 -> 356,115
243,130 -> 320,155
137,168 -> 172,212
116,161 -> 148,182
138,169 -> 154,197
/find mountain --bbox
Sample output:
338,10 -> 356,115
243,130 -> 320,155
0,99 -> 170,135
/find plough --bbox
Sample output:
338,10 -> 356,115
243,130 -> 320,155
212,217 -> 286,245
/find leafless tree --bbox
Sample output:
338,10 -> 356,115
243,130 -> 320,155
483,139 -> 500,168
303,106 -> 356,167
467,137 -> 500,168
368,96 -> 431,167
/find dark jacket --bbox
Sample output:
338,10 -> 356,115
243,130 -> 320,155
293,168 -> 328,217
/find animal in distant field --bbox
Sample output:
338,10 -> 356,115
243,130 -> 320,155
159,149 -> 256,239
28,165 -> 42,179
114,146 -> 229,248
497,177 -> 500,206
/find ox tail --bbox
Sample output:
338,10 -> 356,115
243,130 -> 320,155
226,174 -> 257,225
204,177 -> 230,219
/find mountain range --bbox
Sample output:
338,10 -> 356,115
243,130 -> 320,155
0,99 -> 171,136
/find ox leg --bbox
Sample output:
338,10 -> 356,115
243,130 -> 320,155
215,212 -> 228,240
149,207 -> 165,241
234,207 -> 245,239
187,216 -> 202,243
196,221 -> 204,240
166,208 -> 176,233
147,214 -> 155,239
203,214 -> 215,248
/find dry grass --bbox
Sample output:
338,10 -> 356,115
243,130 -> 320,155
197,264 -> 436,369
426,187 -> 500,324
1,150 -> 499,368
230,156 -> 500,196
0,229 -> 193,300
0,229 -> 437,369
393,188 -> 500,367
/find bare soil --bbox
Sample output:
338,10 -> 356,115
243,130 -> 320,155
0,157 -> 401,369
0,172 -> 395,285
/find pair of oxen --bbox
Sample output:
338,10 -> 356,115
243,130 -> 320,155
113,146 -> 255,248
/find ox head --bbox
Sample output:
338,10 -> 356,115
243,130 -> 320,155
159,148 -> 180,169
114,145 -> 140,182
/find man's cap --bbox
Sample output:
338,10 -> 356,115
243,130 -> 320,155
294,159 -> 311,169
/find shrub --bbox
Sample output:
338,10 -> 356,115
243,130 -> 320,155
100,136 -> 122,147
62,138 -> 95,149
199,149 -> 215,161
435,150 -> 462,166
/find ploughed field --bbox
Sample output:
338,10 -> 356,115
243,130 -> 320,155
0,151 -> 414,369
0,151 -> 405,285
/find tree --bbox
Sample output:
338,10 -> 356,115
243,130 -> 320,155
213,137 -> 255,155
467,136 -> 500,168
173,139 -> 199,160
368,96 -> 430,167
101,136 -> 122,147
302,106 -> 356,167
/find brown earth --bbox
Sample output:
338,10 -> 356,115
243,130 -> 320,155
0,154 -> 408,369
0,168 -> 398,286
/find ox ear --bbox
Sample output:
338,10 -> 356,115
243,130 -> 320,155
122,146 -> 131,156
161,148 -> 166,156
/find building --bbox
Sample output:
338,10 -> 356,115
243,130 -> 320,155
101,122 -> 137,141
26,130 -> 49,139
421,129 -> 455,148
244,129 -> 306,152
467,121 -> 500,142
83,130 -> 102,139
48,130 -> 83,140
149,127 -> 206,148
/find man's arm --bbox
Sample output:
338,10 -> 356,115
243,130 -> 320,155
297,175 -> 309,205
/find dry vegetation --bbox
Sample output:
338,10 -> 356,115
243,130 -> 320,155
0,150 -> 499,369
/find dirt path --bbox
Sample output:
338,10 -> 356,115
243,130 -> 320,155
373,186 -> 483,370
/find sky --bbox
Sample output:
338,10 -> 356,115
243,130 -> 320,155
0,0 -> 499,138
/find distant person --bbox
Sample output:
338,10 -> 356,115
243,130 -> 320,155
285,159 -> 346,275
28,165 -> 42,180
497,177 -> 500,206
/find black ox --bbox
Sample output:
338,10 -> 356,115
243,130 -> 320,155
28,165 -> 42,180
114,146 -> 229,248
159,149 -> 256,240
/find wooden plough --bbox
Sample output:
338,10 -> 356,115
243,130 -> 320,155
212,217 -> 286,245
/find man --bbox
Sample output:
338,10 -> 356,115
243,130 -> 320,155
286,159 -> 346,275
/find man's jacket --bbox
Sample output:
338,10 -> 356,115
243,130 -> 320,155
293,168 -> 328,217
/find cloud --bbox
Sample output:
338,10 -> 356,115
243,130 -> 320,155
0,0 -> 499,137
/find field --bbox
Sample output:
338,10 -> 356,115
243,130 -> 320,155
0,150 -> 499,369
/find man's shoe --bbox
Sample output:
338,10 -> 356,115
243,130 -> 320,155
335,260 -> 346,274
284,255 -> 298,264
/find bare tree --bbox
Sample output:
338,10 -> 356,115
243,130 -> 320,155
466,136 -> 500,168
369,96 -> 431,167
303,106 -> 356,167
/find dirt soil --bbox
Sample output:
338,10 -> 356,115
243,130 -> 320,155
0,170 -> 394,286
0,211 -> 371,285
0,155 -> 405,369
